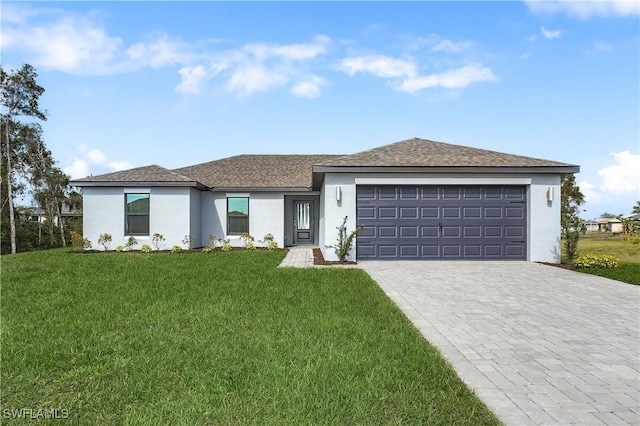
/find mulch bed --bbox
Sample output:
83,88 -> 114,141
537,262 -> 576,271
313,248 -> 357,266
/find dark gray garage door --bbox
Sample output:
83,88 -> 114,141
356,186 -> 527,260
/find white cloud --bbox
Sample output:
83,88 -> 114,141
540,26 -> 562,40
175,65 -> 209,95
589,41 -> 615,53
597,151 -> 640,195
64,158 -> 91,180
578,180 -> 601,204
64,146 -> 133,179
290,75 -> 327,98
1,5 -> 191,75
86,148 -> 107,165
431,39 -> 474,53
526,1 -> 640,19
225,64 -> 290,96
107,161 -> 133,171
176,35 -> 331,97
126,36 -> 192,68
339,54 -> 416,78
395,63 -> 497,93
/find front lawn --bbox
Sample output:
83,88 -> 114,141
1,249 -> 499,424
577,262 -> 640,285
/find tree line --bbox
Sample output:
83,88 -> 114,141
1,64 -> 81,255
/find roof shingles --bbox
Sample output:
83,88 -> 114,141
173,155 -> 340,189
71,138 -> 578,189
320,138 -> 576,167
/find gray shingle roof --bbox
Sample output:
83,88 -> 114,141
173,155 -> 340,189
71,138 -> 578,189
72,165 -> 196,183
320,138 -> 577,168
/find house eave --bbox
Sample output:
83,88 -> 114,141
312,165 -> 580,174
69,181 -> 209,190
209,186 -> 313,193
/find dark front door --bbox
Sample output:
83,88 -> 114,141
294,201 -> 314,244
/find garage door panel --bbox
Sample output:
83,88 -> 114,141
358,207 -> 376,219
420,187 -> 439,199
378,245 -> 398,257
400,207 -> 418,218
442,226 -> 461,238
356,185 -> 527,260
378,226 -> 397,238
378,207 -> 397,219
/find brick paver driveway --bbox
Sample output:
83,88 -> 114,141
359,261 -> 640,425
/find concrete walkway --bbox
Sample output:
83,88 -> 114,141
359,261 -> 640,426
278,246 -> 315,267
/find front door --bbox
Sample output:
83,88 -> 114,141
293,201 -> 314,244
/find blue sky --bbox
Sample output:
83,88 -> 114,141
2,1 -> 639,218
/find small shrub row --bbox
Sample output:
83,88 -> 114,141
78,232 -> 280,253
575,254 -> 619,269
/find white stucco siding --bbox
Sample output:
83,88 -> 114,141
320,173 -> 563,262
83,187 -> 124,250
249,193 -> 285,247
148,187 -> 192,249
201,192 -> 285,248
528,175 -> 562,263
189,188 -> 202,247
321,174 -> 358,261
82,187 -> 194,250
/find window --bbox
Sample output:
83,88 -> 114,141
227,197 -> 249,235
125,193 -> 150,236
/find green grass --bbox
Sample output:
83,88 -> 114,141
577,234 -> 640,263
1,249 -> 499,425
577,262 -> 640,285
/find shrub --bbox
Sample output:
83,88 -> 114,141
182,235 -> 195,250
631,236 -> 640,245
140,244 -> 152,253
70,231 -> 92,252
115,245 -> 124,252
326,216 -> 364,262
97,233 -> 112,250
152,233 -> 165,250
262,233 -> 278,250
246,241 -> 256,250
563,228 -> 580,263
575,254 -> 619,269
208,235 -> 218,248
124,236 -> 138,251
221,240 -> 232,252
170,245 -> 183,254
202,246 -> 215,253
240,232 -> 254,248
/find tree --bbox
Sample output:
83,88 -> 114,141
560,174 -> 585,262
1,64 -> 47,254
633,201 -> 640,214
28,129 -> 71,247
599,212 -> 617,218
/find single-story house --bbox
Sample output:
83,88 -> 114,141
70,138 -> 579,262
598,217 -> 623,234
583,220 -> 599,232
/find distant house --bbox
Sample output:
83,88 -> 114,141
598,217 -> 623,234
584,220 -> 599,232
29,205 -> 82,226
70,137 -> 579,262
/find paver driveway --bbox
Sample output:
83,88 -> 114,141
359,261 -> 640,425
